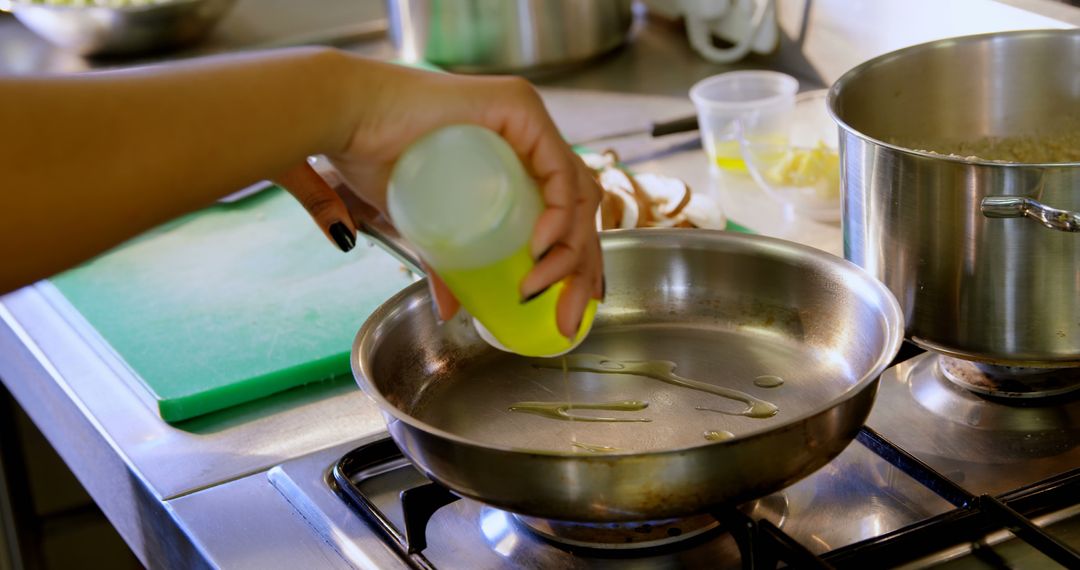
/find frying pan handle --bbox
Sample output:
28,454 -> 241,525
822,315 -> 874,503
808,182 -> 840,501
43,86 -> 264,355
308,155 -> 426,273
981,196 -> 1080,232
352,200 -> 426,275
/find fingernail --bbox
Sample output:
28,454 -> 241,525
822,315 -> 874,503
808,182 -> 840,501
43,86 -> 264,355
535,245 -> 554,262
520,286 -> 550,304
569,317 -> 583,341
330,222 -> 355,252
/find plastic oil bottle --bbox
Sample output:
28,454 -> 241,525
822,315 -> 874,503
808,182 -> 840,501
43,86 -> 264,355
387,125 -> 598,357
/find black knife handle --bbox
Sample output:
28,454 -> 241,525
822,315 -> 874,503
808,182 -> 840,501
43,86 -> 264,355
650,115 -> 699,137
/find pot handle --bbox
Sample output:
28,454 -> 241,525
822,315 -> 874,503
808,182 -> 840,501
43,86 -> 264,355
981,196 -> 1080,233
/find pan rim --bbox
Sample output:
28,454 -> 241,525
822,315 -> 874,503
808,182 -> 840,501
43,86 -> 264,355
351,229 -> 905,458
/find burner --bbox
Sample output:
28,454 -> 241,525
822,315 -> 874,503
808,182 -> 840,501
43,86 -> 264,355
938,356 -> 1080,399
333,432 -> 1080,569
887,353 -> 1078,466
512,513 -> 721,550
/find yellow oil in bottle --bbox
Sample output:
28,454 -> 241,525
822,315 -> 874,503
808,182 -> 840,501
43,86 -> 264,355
441,245 -> 598,357
388,125 -> 601,358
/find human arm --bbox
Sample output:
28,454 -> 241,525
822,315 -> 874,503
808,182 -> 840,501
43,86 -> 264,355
0,48 -> 602,335
1,47 -> 360,291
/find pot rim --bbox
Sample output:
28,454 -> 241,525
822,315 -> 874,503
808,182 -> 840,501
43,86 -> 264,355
826,28 -> 1080,169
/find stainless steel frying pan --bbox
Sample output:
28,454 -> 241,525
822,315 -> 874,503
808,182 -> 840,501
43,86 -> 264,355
351,228 -> 903,522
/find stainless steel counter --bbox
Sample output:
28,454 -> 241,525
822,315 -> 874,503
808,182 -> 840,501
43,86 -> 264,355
0,0 -> 1076,567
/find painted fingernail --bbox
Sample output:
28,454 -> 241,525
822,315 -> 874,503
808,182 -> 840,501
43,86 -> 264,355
535,245 -> 554,262
520,286 -> 550,304
330,222 -> 355,252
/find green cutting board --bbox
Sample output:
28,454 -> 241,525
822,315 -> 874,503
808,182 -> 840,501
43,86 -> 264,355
51,187 -> 416,423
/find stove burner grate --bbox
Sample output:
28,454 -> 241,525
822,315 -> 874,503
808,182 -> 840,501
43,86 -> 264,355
331,430 -> 1080,569
331,438 -> 829,569
331,346 -> 1080,569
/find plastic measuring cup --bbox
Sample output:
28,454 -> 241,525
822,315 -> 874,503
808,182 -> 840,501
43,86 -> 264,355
689,71 -> 798,172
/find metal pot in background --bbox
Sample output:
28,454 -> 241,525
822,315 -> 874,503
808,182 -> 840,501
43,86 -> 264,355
829,29 -> 1080,368
386,0 -> 635,74
0,0 -> 236,57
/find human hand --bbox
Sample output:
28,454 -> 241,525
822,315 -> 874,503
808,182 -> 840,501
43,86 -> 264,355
277,59 -> 603,338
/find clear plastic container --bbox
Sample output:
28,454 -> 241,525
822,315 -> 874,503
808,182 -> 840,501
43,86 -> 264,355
387,125 -> 597,357
738,90 -> 841,223
689,70 -> 798,172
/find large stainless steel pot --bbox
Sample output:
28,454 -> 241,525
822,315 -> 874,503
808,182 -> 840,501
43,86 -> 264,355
386,0 -> 634,74
828,29 -> 1080,367
353,229 -> 903,522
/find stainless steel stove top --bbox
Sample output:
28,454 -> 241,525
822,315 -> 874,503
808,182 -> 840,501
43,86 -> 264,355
869,353 -> 1080,496
287,349 -> 1080,569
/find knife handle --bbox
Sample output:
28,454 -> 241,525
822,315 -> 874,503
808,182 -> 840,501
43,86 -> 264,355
650,115 -> 699,137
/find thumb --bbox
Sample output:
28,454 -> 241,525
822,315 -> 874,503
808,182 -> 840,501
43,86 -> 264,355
424,262 -> 460,322
275,161 -> 358,252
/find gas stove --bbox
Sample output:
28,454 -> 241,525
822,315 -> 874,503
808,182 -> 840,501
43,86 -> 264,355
319,346 -> 1079,569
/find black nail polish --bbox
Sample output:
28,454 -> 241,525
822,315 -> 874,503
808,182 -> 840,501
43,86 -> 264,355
330,222 -> 355,252
520,286 -> 550,304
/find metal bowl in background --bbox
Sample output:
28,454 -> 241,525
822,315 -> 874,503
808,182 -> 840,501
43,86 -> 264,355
1,0 -> 236,57
828,29 -> 1080,367
387,0 -> 635,74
